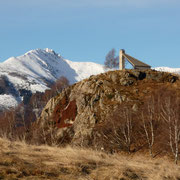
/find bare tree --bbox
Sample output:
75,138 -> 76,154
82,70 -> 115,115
120,108 -> 133,153
141,96 -> 157,157
104,48 -> 119,69
161,94 -> 180,164
51,76 -> 69,95
96,106 -> 135,153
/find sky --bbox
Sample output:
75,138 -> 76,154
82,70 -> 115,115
0,0 -> 180,67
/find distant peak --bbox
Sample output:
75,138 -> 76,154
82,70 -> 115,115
24,48 -> 61,58
44,48 -> 62,58
45,48 -> 54,53
27,48 -> 54,54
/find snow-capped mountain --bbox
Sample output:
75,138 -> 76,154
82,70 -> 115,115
0,48 -> 179,111
0,48 -> 105,110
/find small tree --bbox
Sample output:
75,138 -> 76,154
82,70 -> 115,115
160,90 -> 180,164
104,48 -> 119,69
120,107 -> 133,153
141,95 -> 158,157
51,76 -> 69,95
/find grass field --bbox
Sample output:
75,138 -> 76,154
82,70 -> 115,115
0,137 -> 180,179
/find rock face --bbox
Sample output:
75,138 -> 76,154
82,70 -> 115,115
33,69 -> 179,146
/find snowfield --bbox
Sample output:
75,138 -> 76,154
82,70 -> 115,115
0,48 -> 179,110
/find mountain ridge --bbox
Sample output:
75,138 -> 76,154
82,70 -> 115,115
0,48 -> 105,110
0,48 -> 179,110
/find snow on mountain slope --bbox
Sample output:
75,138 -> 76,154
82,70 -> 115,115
0,95 -> 19,111
155,67 -> 180,74
0,48 -> 106,88
0,48 -> 106,110
64,59 -> 106,82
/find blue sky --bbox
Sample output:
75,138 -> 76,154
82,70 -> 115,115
0,0 -> 180,67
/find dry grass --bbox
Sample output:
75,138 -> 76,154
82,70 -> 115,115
0,137 -> 180,179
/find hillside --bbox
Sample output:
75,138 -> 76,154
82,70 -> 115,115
31,69 -> 180,156
0,137 -> 180,180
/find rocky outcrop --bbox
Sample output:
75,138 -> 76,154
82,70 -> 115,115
34,69 -> 179,146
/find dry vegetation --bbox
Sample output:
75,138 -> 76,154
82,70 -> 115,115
0,70 -> 180,179
0,137 -> 180,180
